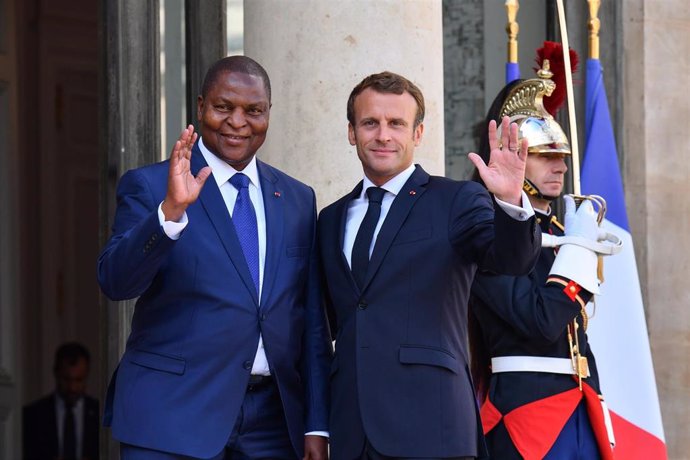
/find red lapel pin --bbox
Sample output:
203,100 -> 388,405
274,191 -> 281,198
409,190 -> 416,196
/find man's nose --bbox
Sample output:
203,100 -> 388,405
376,125 -> 392,143
552,157 -> 568,173
227,108 -> 247,128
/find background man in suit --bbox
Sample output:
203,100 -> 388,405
318,71 -> 540,460
23,342 -> 99,460
98,56 -> 331,460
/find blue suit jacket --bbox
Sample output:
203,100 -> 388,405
98,144 -> 331,458
318,166 -> 540,459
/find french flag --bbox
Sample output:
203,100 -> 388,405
581,57 -> 668,459
506,61 -> 520,84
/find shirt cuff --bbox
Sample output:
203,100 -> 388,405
157,201 -> 188,240
305,431 -> 329,438
494,191 -> 535,221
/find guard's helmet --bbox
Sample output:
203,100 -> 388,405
497,60 -> 571,157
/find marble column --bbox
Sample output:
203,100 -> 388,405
624,1 -> 690,457
101,0 -> 160,457
244,0 -> 445,209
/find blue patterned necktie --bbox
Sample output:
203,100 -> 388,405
229,173 -> 260,295
351,187 -> 386,290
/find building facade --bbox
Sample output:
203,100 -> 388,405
1,0 -> 688,457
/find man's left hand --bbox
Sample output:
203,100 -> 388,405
303,434 -> 328,460
468,116 -> 528,206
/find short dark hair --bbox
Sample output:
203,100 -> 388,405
200,55 -> 271,102
347,71 -> 425,129
54,342 -> 90,372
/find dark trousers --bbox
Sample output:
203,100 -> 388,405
360,440 -> 474,460
120,377 -> 295,460
544,402 -> 600,460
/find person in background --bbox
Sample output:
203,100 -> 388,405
23,341 -> 99,460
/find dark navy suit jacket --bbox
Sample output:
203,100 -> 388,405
23,394 -> 99,460
98,144 -> 331,458
318,165 -> 540,459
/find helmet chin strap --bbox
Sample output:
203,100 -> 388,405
523,177 -> 560,202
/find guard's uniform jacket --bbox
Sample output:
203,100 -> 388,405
470,211 -> 615,460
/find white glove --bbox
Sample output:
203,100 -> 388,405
549,195 -> 603,294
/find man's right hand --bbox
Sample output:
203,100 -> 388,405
161,125 -> 212,222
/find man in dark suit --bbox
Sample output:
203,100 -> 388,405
318,71 -> 541,460
98,56 -> 331,459
23,342 -> 99,460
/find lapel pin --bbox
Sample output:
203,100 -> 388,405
274,191 -> 281,198
409,190 -> 416,196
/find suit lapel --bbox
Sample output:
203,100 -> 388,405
192,145 -> 260,306
338,182 -> 363,294
257,160 -> 283,309
362,165 -> 429,290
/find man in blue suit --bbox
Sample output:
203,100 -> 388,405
98,56 -> 331,460
318,71 -> 541,460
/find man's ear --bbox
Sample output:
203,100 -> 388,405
197,95 -> 204,121
348,123 -> 356,146
414,122 -> 424,146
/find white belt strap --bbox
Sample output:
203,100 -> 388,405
491,356 -> 590,377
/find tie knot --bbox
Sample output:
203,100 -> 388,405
366,187 -> 386,205
229,173 -> 250,190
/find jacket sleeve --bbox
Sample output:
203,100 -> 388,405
301,187 -> 333,432
471,269 -> 593,343
450,181 -> 540,276
97,168 -> 175,300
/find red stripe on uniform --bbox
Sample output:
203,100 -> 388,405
502,388 -> 582,460
479,399 -> 502,435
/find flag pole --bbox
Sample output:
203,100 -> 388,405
505,0 -> 520,83
506,0 -> 519,64
555,0 -> 581,195
588,0 -> 601,60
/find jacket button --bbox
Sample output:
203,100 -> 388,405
243,360 -> 252,370
357,302 -> 367,310
260,313 -> 267,321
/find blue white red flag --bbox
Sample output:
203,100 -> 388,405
581,57 -> 667,459
506,61 -> 520,84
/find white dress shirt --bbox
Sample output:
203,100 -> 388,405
55,394 -> 84,460
158,137 -> 270,376
343,164 -> 535,265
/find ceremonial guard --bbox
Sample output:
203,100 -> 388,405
469,57 -> 620,459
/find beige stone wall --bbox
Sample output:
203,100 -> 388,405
625,1 -> 690,456
244,0 -> 445,210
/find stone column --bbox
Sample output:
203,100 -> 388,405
244,0 -> 445,209
185,0 -> 227,126
101,0 -> 160,457
624,1 -> 690,457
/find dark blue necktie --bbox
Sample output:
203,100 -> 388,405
63,401 -> 76,460
229,173 -> 260,295
351,187 -> 386,290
